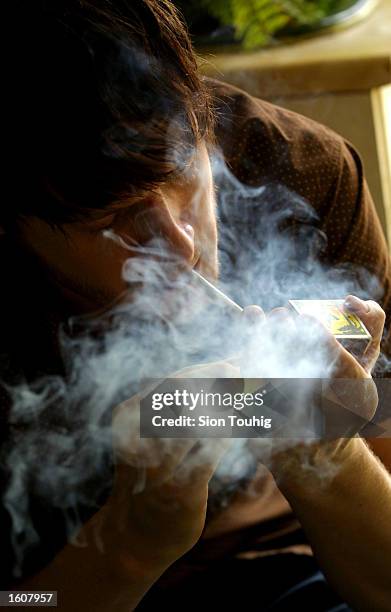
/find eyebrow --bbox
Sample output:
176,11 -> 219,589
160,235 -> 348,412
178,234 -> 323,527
69,193 -> 150,224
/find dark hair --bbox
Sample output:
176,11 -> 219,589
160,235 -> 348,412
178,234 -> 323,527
8,0 -> 214,227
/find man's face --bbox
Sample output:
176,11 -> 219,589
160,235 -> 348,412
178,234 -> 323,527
15,144 -> 218,315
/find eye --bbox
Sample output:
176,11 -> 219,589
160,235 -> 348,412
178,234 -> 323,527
85,213 -> 117,231
81,197 -> 157,237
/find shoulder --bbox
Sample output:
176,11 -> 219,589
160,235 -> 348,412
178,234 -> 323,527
205,78 -> 348,214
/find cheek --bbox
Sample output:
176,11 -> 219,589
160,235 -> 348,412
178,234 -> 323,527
194,200 -> 218,277
26,225 -> 130,292
201,190 -> 218,249
187,179 -> 216,236
62,234 -> 131,283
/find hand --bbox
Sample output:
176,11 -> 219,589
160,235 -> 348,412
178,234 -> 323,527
90,362 -> 236,574
343,294 -> 386,374
242,297 -> 385,479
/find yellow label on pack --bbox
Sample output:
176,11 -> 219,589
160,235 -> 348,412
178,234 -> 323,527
288,300 -> 371,339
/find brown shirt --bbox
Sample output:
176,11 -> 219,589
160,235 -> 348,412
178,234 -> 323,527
209,78 -> 391,334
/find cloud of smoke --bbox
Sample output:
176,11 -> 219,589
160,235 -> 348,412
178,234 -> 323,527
0,149 -> 388,580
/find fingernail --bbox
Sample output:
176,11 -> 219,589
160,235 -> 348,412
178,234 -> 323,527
243,305 -> 264,324
344,296 -> 370,313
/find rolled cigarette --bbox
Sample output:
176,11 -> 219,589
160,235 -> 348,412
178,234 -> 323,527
191,270 -> 243,315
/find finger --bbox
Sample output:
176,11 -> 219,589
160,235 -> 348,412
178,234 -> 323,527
344,296 -> 385,372
294,315 -> 377,429
112,395 -> 197,481
266,307 -> 297,335
344,295 -> 385,343
173,438 -> 232,486
300,315 -> 362,378
299,314 -> 341,367
241,305 -> 266,359
267,306 -> 292,320
173,360 -> 241,379
243,304 -> 265,324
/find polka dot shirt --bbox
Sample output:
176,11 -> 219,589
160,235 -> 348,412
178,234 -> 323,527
208,78 -> 391,359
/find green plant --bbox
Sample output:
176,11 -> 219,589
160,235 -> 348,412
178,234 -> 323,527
217,0 -> 323,48
176,0 -> 360,49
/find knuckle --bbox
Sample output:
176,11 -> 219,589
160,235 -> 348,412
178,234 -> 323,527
368,300 -> 385,319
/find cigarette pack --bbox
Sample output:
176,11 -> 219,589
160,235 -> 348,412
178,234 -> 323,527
288,299 -> 371,354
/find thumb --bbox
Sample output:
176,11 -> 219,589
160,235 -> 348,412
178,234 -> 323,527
173,438 -> 232,485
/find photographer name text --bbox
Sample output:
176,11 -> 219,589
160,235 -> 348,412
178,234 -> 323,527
151,414 -> 272,429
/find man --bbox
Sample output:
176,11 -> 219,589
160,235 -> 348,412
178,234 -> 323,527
2,1 -> 391,610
